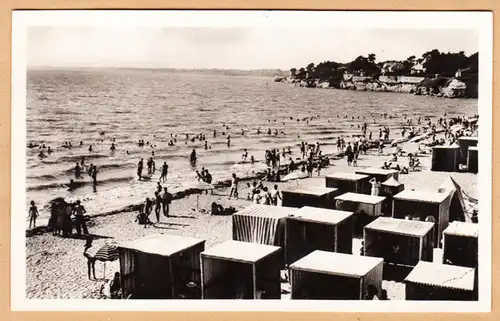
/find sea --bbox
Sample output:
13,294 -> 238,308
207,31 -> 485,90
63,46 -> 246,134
26,68 -> 478,223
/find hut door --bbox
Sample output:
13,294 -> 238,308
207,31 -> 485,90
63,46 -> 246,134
135,253 -> 172,299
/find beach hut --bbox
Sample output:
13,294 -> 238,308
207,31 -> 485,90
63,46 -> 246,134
281,185 -> 341,209
232,204 -> 296,248
118,234 -> 205,299
334,192 -> 386,236
467,146 -> 478,174
437,176 -> 466,222
443,221 -> 478,268
458,136 -> 478,164
285,206 -> 354,265
325,172 -> 370,195
431,144 -> 460,172
404,261 -> 476,301
200,240 -> 282,299
379,177 -> 405,216
289,250 -> 384,300
355,167 -> 399,182
364,217 -> 434,267
392,190 -> 450,246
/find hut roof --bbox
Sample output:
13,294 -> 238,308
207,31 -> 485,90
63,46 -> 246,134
283,185 -> 338,197
432,144 -> 460,150
119,234 -> 205,257
355,167 -> 399,177
443,221 -> 478,238
365,217 -> 434,237
405,261 -> 475,291
290,250 -> 383,277
394,190 -> 449,204
469,146 -> 478,151
334,192 -> 386,204
234,204 -> 296,219
201,240 -> 280,264
382,176 -> 403,187
290,206 -> 354,225
326,172 -> 369,181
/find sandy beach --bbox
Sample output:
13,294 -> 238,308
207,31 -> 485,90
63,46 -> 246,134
25,130 -> 478,300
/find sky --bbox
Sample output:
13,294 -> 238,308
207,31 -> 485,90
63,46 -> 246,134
27,27 -> 478,70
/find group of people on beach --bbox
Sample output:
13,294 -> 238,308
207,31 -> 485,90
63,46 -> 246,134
136,184 -> 173,226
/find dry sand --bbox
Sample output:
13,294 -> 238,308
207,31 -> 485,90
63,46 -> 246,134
25,137 -> 478,300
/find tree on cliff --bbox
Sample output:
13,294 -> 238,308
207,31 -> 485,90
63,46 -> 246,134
290,68 -> 297,77
295,67 -> 307,80
368,53 -> 376,64
347,55 -> 380,75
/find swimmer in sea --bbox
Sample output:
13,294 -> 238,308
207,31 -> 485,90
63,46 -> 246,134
242,149 -> 248,161
110,143 -> 116,151
227,135 -> 231,148
68,179 -> 77,191
204,141 -> 208,150
190,149 -> 197,164
89,145 -> 93,153
257,128 -> 261,134
38,151 -> 46,158
250,155 -> 255,164
47,146 -> 53,154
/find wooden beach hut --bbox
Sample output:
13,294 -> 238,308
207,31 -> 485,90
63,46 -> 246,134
392,190 -> 450,246
467,146 -> 478,174
118,234 -> 205,299
285,206 -> 354,265
355,167 -> 399,182
431,144 -> 460,172
281,185 -> 341,209
458,136 -> 478,164
325,172 -> 370,195
404,261 -> 476,301
380,176 -> 405,216
437,176 -> 466,222
200,240 -> 282,299
232,204 -> 296,248
334,192 -> 386,236
289,250 -> 384,300
443,221 -> 478,268
364,217 -> 434,267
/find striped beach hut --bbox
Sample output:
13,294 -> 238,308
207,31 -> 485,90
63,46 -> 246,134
232,204 -> 296,248
200,240 -> 282,299
118,234 -> 205,299
289,250 -> 384,300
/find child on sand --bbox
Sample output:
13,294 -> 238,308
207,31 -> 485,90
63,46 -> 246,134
28,200 -> 39,228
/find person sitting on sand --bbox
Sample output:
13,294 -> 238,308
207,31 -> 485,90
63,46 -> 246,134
252,189 -> 261,204
364,285 -> 379,300
28,200 -> 39,228
259,187 -> 270,205
136,197 -> 153,227
247,182 -> 257,200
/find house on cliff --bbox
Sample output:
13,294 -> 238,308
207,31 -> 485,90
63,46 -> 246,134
441,78 -> 467,98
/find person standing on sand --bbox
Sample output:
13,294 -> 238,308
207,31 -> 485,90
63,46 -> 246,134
84,238 -> 97,280
369,178 -> 381,196
162,187 -> 172,217
137,158 -> 144,180
160,162 -> 169,183
345,143 -> 353,166
28,200 -> 39,228
154,191 -> 162,223
92,165 -> 98,188
72,200 -> 89,236
270,185 -> 282,206
75,163 -> 81,179
228,173 -> 239,200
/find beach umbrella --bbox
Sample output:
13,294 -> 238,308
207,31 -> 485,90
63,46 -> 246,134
282,171 -> 309,185
85,243 -> 119,279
